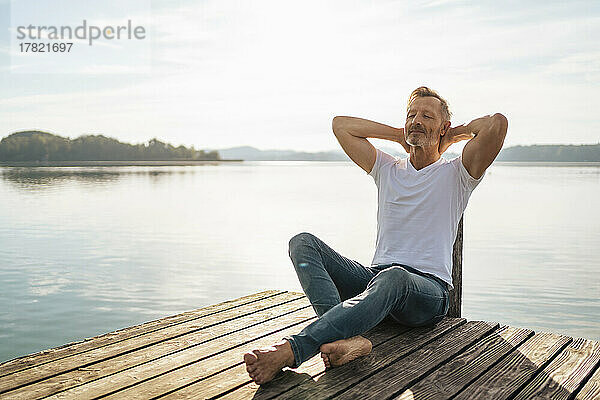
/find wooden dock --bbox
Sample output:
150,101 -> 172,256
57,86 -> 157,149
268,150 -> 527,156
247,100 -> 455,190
1,290 -> 600,399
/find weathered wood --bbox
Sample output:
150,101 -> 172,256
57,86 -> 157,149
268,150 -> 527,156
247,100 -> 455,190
392,325 -> 534,400
454,331 -> 573,400
83,314 -> 321,399
2,296 -> 313,400
332,321 -> 498,400
511,337 -> 600,400
4,290 -> 600,400
265,318 -> 467,400
39,295 -> 312,399
576,360 -> 600,399
0,291 -> 303,396
194,351 -> 324,400
163,318 -> 415,400
0,289 -> 285,378
449,215 -> 463,318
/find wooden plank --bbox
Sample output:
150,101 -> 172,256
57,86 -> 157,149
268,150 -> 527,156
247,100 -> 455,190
453,332 -> 573,400
1,296 -> 312,400
57,310 -> 316,399
0,291 -> 302,396
449,215 -> 462,318
40,304 -> 318,399
162,317 -> 413,400
251,318 -> 468,400
575,360 -> 600,399
205,354 -> 328,400
389,325 -> 533,400
0,289 -> 285,378
511,337 -> 600,400
332,321 -> 503,400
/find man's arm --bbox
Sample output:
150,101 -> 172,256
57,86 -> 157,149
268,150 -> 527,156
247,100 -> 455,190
459,113 -> 509,179
332,116 -> 409,174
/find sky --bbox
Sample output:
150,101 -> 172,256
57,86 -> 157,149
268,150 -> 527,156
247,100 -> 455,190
0,0 -> 599,152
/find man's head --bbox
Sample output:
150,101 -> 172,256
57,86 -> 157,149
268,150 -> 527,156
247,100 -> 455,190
405,86 -> 452,148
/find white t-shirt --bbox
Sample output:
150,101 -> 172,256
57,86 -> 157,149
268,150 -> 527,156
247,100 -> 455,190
367,148 -> 485,290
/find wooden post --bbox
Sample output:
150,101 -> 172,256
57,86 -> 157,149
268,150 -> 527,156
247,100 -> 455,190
448,215 -> 463,318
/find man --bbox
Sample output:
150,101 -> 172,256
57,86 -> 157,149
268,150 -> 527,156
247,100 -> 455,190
243,86 -> 508,385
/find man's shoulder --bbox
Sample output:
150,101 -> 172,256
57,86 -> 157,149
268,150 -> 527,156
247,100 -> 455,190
446,155 -> 461,165
377,148 -> 403,164
372,149 -> 405,174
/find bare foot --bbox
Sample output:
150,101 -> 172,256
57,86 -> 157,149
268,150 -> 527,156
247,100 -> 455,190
243,340 -> 295,385
319,335 -> 372,367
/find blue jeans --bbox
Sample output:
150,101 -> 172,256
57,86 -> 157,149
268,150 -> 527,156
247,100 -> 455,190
283,232 -> 450,369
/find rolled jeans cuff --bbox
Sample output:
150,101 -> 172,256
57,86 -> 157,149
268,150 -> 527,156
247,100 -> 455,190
282,336 -> 301,369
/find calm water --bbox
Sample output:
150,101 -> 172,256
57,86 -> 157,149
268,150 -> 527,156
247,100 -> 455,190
1,161 -> 599,363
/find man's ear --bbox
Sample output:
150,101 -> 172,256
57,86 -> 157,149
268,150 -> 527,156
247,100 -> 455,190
441,121 -> 451,136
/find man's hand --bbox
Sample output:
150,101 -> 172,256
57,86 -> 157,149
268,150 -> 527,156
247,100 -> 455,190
332,116 -> 411,174
438,124 -> 475,155
396,128 -> 411,153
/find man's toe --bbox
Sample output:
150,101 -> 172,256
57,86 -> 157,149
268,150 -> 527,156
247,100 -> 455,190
320,343 -> 336,353
244,352 -> 258,364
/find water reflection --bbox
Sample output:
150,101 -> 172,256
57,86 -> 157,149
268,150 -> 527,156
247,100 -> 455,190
0,167 -> 195,190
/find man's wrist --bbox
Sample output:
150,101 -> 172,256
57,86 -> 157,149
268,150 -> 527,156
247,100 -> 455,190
395,129 -> 410,152
398,138 -> 411,153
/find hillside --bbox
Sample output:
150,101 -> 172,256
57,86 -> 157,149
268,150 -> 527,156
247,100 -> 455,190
0,131 -> 220,161
496,144 -> 600,162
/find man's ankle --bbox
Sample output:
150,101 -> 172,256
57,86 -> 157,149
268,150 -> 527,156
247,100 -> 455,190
280,339 -> 295,368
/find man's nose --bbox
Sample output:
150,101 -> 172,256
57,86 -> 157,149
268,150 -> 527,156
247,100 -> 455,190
412,118 -> 424,128
411,114 -> 424,124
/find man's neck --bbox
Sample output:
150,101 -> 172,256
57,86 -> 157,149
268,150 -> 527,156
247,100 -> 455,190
409,146 -> 442,171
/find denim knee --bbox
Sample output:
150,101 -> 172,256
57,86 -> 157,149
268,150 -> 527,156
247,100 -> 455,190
288,232 -> 316,257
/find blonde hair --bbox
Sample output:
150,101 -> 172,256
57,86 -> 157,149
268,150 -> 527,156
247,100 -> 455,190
407,86 -> 452,121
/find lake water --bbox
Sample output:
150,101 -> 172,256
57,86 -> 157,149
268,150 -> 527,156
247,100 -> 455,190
1,161 -> 599,363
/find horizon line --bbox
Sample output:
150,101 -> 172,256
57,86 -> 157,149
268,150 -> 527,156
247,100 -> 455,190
3,130 -> 599,153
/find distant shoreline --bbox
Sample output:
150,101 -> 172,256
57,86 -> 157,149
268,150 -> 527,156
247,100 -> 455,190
0,160 -> 243,167
1,160 -> 599,168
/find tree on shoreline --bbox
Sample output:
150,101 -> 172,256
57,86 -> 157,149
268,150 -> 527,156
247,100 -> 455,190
0,131 -> 221,161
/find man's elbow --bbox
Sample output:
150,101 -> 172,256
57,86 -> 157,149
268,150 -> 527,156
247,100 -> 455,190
332,116 -> 348,136
492,113 -> 508,137
493,113 -> 508,129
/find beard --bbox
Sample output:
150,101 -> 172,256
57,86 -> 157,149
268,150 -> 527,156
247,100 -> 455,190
406,129 -> 438,147
406,122 -> 444,147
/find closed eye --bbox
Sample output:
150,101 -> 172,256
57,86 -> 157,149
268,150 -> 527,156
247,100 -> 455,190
407,114 -> 433,119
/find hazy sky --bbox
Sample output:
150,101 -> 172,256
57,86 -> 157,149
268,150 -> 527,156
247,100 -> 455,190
1,0 -> 599,152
